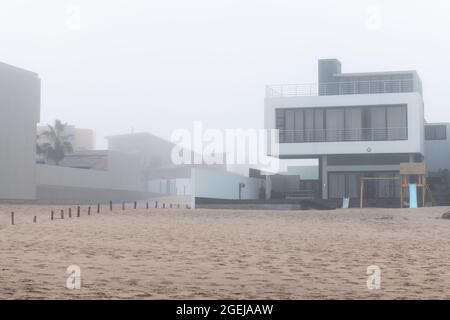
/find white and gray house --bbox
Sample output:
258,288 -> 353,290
265,59 -> 450,205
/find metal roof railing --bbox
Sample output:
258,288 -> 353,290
266,79 -> 416,97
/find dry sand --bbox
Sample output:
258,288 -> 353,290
1,204 -> 450,299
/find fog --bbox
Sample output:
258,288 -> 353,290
1,0 -> 449,150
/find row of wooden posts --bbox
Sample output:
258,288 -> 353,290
9,201 -> 191,225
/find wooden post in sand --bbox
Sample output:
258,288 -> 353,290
88,206 -> 91,215
134,201 -> 137,209
33,216 -> 37,223
97,203 -> 100,213
11,212 -> 14,225
155,201 -> 158,208
163,203 -> 165,209
110,201 -> 113,211
77,206 -> 80,217
146,201 -> 149,210
61,210 -> 64,219
51,210 -> 54,220
359,180 -> 364,209
69,208 -> 72,218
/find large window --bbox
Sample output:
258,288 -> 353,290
276,104 -> 407,143
328,172 -> 400,200
425,125 -> 447,141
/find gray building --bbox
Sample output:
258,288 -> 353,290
424,123 -> 450,174
0,62 -> 40,201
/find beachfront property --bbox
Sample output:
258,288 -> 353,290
1,59 -> 449,208
265,59 -> 450,206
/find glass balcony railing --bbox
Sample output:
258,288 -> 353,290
278,127 -> 408,143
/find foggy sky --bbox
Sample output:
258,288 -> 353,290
1,0 -> 449,149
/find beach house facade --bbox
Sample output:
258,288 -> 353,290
265,59 -> 425,203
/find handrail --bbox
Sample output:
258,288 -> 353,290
278,127 -> 408,143
266,79 -> 416,97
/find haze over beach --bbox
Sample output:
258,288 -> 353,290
2,0 -> 450,309
1,1 -> 449,148
1,204 -> 450,299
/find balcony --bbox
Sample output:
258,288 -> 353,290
266,79 -> 416,98
278,127 -> 408,143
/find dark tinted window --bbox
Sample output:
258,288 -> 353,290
425,125 -> 447,140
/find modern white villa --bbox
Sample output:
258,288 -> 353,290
265,59 -> 450,206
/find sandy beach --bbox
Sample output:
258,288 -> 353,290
1,204 -> 450,299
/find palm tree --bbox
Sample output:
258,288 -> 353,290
37,120 -> 74,165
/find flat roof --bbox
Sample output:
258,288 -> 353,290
0,61 -> 39,77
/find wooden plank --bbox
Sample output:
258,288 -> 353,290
360,177 -> 400,181
400,162 -> 426,175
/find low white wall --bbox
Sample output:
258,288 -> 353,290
192,168 -> 264,206
36,164 -> 148,204
37,164 -> 112,190
37,164 -> 143,191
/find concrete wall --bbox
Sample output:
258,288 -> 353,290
107,150 -> 145,191
36,164 -> 149,204
192,168 -> 264,207
0,62 -> 40,200
265,92 -> 425,157
270,175 -> 300,194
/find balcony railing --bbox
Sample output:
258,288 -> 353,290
266,79 -> 416,97
278,127 -> 408,143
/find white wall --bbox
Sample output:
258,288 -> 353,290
0,62 -> 40,200
148,178 -> 191,196
191,168 -> 264,207
265,92 -> 425,157
36,164 -> 150,204
37,164 -> 112,190
36,163 -> 144,192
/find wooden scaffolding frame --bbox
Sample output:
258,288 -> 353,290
359,162 -> 433,209
399,162 -> 433,208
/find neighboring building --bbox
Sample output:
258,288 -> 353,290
265,59 -> 425,203
424,123 -> 450,174
37,125 -> 95,153
59,150 -> 109,170
107,132 -> 227,198
73,128 -> 95,151
0,62 -> 41,201
424,123 -> 450,205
